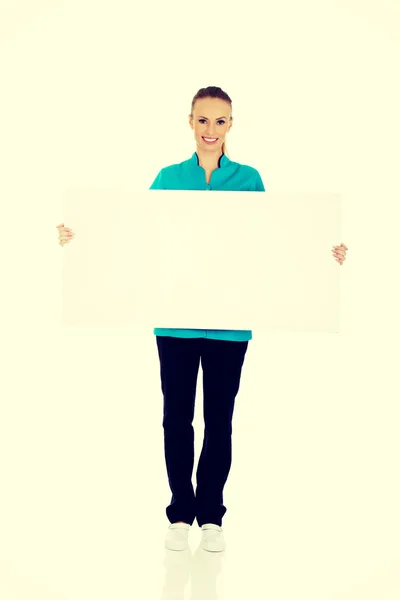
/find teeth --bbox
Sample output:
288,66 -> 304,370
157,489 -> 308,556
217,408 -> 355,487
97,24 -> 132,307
204,137 -> 217,142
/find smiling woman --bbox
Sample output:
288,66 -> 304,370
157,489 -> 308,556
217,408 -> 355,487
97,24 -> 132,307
148,85 -> 267,553
54,82 -> 348,553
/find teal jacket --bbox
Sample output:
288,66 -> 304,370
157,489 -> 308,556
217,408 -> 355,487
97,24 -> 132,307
149,151 -> 266,342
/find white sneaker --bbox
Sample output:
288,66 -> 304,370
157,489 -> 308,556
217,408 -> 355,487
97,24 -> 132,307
165,523 -> 190,551
201,524 -> 226,552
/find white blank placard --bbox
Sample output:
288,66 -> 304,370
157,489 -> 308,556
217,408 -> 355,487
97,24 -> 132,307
62,190 -> 341,332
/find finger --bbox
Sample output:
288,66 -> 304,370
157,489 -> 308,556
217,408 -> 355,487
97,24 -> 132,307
56,224 -> 64,228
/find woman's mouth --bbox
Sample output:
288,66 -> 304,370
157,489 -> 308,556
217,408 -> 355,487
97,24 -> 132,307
202,137 -> 218,145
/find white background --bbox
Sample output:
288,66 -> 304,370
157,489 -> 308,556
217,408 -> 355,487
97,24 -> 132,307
0,0 -> 399,599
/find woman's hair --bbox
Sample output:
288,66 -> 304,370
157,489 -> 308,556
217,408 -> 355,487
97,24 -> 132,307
190,86 -> 232,158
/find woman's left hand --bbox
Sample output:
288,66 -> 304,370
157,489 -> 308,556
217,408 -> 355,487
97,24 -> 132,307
332,243 -> 348,265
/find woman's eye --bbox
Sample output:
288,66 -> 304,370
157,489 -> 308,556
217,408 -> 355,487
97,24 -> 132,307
199,119 -> 225,125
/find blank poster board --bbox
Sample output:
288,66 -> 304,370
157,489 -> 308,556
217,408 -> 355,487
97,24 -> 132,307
62,190 -> 341,332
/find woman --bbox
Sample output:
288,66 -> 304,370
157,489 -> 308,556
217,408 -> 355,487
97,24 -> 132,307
57,86 -> 348,554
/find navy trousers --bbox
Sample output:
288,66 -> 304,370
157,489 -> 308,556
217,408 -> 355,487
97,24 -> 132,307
156,336 -> 249,527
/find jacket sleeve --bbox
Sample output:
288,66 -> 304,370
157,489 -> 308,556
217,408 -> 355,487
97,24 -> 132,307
253,170 -> 266,191
149,170 -> 164,190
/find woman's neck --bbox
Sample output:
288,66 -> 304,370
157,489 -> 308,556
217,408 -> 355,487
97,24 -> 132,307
196,149 -> 223,173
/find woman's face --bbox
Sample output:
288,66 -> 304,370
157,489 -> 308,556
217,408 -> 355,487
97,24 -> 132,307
189,97 -> 232,153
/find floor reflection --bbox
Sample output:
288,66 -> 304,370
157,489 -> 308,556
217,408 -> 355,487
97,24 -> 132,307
160,542 -> 224,600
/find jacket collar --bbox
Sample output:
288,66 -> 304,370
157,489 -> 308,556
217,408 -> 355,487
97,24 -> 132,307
191,152 -> 230,169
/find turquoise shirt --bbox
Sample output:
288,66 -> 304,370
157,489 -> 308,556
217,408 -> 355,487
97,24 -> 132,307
149,151 -> 266,342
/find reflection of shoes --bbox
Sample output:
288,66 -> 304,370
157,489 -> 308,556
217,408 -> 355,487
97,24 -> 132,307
161,548 -> 192,599
165,523 -> 190,551
192,544 -> 223,578
201,524 -> 226,552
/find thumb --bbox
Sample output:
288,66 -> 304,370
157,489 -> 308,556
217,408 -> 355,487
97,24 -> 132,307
56,224 -> 64,228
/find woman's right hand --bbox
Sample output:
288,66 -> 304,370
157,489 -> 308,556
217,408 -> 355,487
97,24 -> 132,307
56,223 -> 75,247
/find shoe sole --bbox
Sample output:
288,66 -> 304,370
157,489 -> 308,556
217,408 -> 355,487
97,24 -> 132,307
203,545 -> 225,552
165,541 -> 189,551
165,544 -> 189,552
